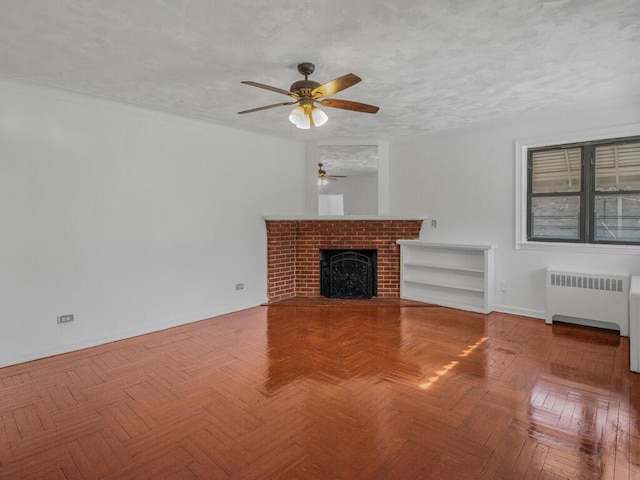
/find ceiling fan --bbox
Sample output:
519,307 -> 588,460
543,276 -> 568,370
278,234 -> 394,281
238,62 -> 379,129
318,163 -> 346,185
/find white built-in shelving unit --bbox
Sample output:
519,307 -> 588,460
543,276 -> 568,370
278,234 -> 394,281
396,240 -> 495,314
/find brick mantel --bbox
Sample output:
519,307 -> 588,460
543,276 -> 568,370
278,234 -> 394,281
265,218 -> 423,302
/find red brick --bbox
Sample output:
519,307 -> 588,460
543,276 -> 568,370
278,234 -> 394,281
266,219 -> 421,300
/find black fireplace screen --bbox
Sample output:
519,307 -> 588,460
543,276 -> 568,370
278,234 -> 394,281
320,249 -> 377,299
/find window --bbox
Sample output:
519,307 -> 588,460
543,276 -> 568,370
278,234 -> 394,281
527,136 -> 640,245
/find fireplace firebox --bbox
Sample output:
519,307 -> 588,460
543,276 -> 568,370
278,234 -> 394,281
320,249 -> 377,299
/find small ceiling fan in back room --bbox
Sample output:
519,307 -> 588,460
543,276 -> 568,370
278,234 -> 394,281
238,62 -> 379,129
317,163 -> 345,186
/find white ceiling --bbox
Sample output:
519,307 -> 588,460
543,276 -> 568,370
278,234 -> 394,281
1,0 -> 639,145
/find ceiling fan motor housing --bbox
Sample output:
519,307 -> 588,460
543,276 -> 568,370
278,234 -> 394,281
289,80 -> 321,98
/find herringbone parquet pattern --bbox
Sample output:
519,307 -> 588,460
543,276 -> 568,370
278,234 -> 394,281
0,303 -> 638,479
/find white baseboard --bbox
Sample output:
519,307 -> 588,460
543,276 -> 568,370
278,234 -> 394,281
492,304 -> 545,320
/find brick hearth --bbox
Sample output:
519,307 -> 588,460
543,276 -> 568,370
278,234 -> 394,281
265,218 -> 423,302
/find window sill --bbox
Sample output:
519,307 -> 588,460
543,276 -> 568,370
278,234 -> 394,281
516,240 -> 640,255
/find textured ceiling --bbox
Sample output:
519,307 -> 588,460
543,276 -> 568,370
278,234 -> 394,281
1,0 -> 639,144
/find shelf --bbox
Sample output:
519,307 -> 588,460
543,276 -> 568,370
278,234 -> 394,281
404,262 -> 484,274
404,279 -> 484,293
396,240 -> 494,251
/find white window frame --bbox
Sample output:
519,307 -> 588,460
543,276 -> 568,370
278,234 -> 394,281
515,123 -> 640,254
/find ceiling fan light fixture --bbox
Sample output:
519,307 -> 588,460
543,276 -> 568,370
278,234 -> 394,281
289,104 -> 327,129
288,106 -> 308,128
296,118 -> 311,129
311,106 -> 328,127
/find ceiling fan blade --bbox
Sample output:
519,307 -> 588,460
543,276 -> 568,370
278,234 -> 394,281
327,175 -> 347,179
241,81 -> 299,98
318,98 -> 379,114
311,73 -> 361,98
238,101 -> 296,114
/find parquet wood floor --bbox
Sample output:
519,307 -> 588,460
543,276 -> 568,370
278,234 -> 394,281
0,303 -> 638,479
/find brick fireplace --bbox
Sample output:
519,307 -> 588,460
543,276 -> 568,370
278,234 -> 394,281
264,217 -> 423,302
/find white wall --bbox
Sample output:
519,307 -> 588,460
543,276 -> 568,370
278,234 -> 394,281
389,100 -> 640,318
0,79 -> 305,367
318,173 -> 378,215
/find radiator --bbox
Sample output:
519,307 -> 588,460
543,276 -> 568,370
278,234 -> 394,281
546,268 -> 629,336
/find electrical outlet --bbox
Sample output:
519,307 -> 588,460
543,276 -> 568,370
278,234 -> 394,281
57,314 -> 74,324
235,283 -> 244,291
431,219 -> 437,228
